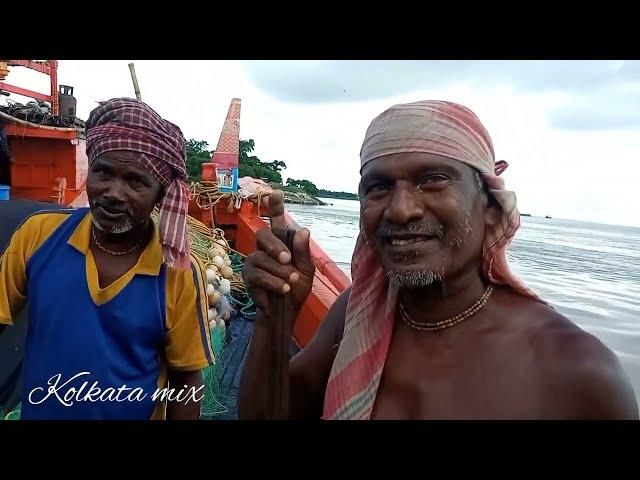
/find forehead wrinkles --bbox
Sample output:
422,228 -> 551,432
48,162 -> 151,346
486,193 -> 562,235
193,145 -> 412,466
360,154 -> 478,186
93,154 -> 160,184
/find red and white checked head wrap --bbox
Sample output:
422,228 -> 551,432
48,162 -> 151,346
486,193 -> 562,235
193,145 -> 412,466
86,98 -> 191,270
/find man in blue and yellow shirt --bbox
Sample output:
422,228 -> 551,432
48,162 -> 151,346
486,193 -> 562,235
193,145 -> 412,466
0,98 -> 214,419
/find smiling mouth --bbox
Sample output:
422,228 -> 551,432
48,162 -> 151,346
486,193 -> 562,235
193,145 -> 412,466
382,235 -> 440,247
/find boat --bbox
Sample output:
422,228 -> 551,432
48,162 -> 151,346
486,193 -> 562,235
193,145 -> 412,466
0,60 -> 89,207
0,60 -> 350,418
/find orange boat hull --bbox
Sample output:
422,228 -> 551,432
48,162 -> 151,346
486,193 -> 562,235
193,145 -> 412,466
3,123 -> 88,207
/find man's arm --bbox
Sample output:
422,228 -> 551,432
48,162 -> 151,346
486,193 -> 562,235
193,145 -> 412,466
289,286 -> 349,418
166,369 -> 205,420
239,286 -> 349,420
164,256 -> 215,420
569,339 -> 638,419
1,223 -> 33,324
1,211 -> 70,325
541,325 -> 639,419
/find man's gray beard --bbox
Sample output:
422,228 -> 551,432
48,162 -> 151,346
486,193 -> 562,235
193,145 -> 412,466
388,269 -> 444,288
92,216 -> 134,234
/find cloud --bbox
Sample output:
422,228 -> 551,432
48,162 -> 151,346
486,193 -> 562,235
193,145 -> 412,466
243,61 -> 630,100
550,104 -> 640,129
548,82 -> 640,129
243,60 -> 640,129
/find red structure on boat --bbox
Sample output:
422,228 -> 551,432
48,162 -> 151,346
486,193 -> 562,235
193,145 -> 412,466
0,60 -> 88,206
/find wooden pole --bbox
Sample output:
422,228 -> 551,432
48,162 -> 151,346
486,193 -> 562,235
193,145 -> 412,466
266,228 -> 295,419
128,63 -> 142,101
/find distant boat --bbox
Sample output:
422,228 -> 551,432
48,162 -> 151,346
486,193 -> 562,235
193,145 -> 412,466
521,213 -> 532,217
545,215 -> 552,219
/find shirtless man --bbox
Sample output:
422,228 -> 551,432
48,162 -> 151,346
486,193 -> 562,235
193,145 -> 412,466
239,100 -> 638,420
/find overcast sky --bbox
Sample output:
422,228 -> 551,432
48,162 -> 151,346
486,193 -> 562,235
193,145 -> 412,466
4,60 -> 639,227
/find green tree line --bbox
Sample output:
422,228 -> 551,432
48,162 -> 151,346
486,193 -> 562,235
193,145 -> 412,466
186,138 -> 356,199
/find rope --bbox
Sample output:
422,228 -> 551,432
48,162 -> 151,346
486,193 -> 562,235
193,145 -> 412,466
188,181 -> 243,215
187,181 -> 261,297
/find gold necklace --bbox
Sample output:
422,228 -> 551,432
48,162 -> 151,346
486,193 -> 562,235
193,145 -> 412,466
91,228 -> 142,256
399,285 -> 493,332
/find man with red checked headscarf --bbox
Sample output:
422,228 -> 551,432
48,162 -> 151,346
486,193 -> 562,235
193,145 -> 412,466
0,98 -> 214,420
239,100 -> 638,420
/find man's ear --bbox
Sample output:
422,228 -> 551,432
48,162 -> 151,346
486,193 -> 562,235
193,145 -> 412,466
484,202 -> 502,229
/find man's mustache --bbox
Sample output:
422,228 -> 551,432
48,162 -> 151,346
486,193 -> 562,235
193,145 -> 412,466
376,222 -> 445,239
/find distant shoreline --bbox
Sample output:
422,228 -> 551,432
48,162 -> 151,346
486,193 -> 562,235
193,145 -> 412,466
316,190 -> 358,201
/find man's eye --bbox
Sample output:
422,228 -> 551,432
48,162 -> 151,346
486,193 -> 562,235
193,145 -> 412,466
423,175 -> 448,183
418,175 -> 449,189
366,183 -> 390,194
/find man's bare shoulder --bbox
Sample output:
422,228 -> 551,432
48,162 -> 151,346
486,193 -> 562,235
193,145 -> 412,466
503,289 -> 638,419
